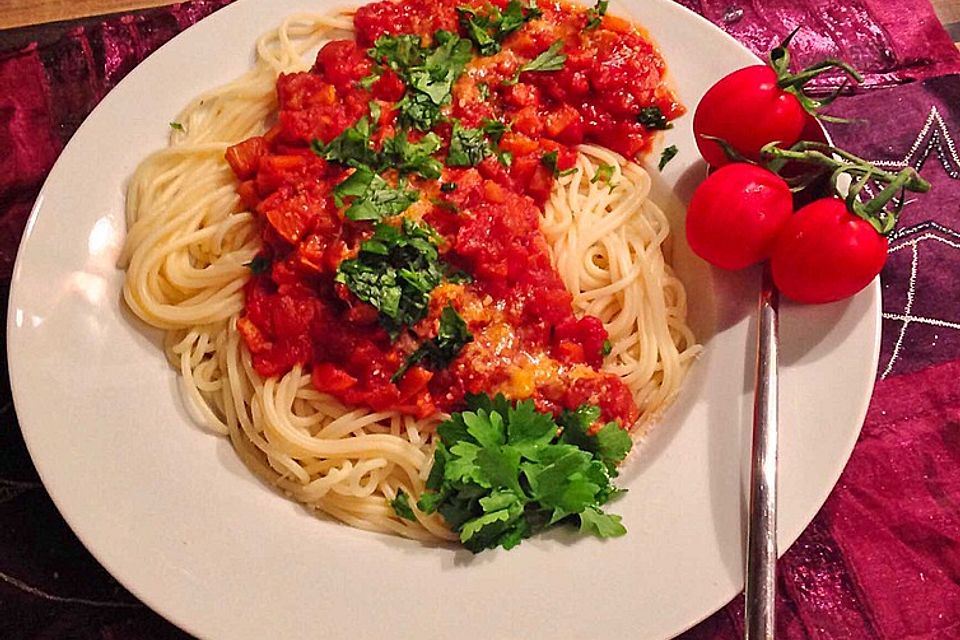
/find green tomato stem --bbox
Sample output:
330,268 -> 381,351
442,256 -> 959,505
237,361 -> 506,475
761,141 -> 931,236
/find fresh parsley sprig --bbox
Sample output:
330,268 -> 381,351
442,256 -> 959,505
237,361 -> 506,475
406,394 -> 633,552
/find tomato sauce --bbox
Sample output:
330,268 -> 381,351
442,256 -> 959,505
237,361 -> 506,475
227,0 -> 681,428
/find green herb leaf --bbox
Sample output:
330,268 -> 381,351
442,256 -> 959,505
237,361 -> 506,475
579,506 -> 627,537
541,150 -> 577,177
585,0 -> 609,30
638,105 -> 672,130
457,1 -> 542,56
447,122 -> 492,167
359,69 -> 381,90
312,116 -> 379,167
332,165 -> 375,208
335,220 -> 446,336
658,144 -> 679,171
507,40 -> 567,85
169,121 -> 185,132
392,305 -> 474,382
244,255 -> 271,275
590,161 -> 618,192
602,339 -> 613,356
391,490 -> 416,520
417,394 -> 630,552
339,173 -> 419,222
381,130 -> 444,179
397,92 -> 444,131
369,34 -> 427,73
481,118 -> 510,143
370,31 -> 473,131
440,182 -> 458,193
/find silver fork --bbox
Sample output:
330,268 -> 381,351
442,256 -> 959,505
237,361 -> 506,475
745,266 -> 780,640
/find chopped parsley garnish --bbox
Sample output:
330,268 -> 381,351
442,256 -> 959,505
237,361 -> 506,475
392,305 -> 474,382
585,0 -> 609,30
638,105 -> 672,130
447,122 -> 492,167
658,144 -> 679,171
497,150 -> 514,166
169,121 -> 185,132
504,40 -> 567,85
335,220 -> 446,337
358,69 -> 381,90
591,162 -> 617,192
370,31 -> 472,131
332,168 -> 420,222
381,131 -> 444,179
602,339 -> 613,356
397,92 -> 445,131
481,118 -> 510,143
541,150 -> 577,177
370,34 -> 427,73
391,490 -> 416,520
244,255 -> 271,275
369,101 -> 382,123
314,119 -> 443,181
477,83 -> 491,100
312,116 -> 379,167
457,1 -> 542,56
440,182 -> 458,193
411,394 -> 632,552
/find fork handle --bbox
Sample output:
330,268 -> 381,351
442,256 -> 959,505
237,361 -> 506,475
745,266 -> 780,640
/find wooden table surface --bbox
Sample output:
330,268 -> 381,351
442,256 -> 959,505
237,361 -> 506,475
1,0 -> 959,34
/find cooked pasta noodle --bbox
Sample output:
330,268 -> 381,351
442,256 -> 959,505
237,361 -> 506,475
120,12 -> 698,542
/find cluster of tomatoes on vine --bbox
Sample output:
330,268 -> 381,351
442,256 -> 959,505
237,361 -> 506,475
685,31 -> 929,304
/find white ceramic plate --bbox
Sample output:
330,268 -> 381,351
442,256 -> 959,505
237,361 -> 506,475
8,1 -> 880,638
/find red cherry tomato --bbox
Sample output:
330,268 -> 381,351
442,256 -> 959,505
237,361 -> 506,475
693,66 -> 809,168
686,163 -> 794,270
771,198 -> 888,304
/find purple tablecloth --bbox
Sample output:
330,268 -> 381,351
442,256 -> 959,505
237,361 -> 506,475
1,1 -> 959,638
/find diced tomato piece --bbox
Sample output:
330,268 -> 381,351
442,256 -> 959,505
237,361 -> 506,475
397,366 -> 434,399
314,40 -> 373,90
503,82 -> 540,108
225,137 -> 268,180
371,69 -> 406,102
499,132 -> 540,156
256,155 -> 307,195
512,106 -> 544,137
526,165 -> 554,204
277,72 -> 337,111
237,180 -> 260,211
260,189 -> 323,245
312,363 -> 358,393
237,317 -> 271,354
556,341 -> 586,364
545,105 -> 584,144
